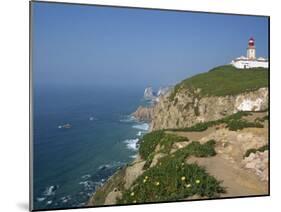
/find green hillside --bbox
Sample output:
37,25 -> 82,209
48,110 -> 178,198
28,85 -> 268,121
169,65 -> 268,100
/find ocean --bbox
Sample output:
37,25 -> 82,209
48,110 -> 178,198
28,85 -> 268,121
32,85 -> 149,210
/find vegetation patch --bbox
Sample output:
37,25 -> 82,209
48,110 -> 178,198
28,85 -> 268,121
244,144 -> 269,158
118,140 -> 223,204
226,119 -> 263,131
175,140 -> 216,158
139,130 -> 187,160
255,115 -> 269,123
169,111 -> 263,132
169,65 -> 268,101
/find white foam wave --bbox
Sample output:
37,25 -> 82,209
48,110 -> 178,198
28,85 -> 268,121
132,123 -> 149,131
60,196 -> 71,204
124,138 -> 139,151
43,185 -> 58,196
36,197 -> 46,202
47,200 -> 52,205
136,131 -> 142,136
79,180 -> 94,191
98,161 -> 125,170
120,115 -> 137,123
130,154 -> 138,159
81,174 -> 91,179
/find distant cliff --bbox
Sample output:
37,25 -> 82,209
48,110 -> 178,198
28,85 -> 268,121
132,86 -> 172,122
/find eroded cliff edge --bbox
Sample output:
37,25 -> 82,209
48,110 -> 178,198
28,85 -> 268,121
151,87 -> 268,130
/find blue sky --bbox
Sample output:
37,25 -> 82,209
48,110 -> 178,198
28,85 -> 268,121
32,2 -> 269,89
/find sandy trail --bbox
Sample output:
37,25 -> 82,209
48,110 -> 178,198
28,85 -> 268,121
187,155 -> 268,197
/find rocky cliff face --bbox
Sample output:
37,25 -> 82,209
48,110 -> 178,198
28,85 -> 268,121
132,106 -> 154,122
151,87 -> 268,130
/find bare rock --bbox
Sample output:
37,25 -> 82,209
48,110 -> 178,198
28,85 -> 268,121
132,106 -> 154,122
243,150 -> 268,181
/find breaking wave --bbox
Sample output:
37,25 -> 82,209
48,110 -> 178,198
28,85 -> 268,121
98,161 -> 125,170
120,115 -> 137,123
43,185 -> 59,196
132,123 -> 149,131
124,138 -> 139,151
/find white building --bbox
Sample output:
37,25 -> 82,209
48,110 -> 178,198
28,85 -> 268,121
231,37 -> 268,69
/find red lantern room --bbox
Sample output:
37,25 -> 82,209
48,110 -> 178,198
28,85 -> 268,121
248,37 -> 255,47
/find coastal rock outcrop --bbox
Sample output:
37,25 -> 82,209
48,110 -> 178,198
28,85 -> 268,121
144,87 -> 155,100
132,106 -> 154,122
242,150 -> 268,181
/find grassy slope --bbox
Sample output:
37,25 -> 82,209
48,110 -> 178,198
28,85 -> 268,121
118,140 -> 224,204
170,65 -> 268,100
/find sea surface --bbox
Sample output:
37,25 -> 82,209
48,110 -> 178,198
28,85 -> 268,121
32,85 -> 149,210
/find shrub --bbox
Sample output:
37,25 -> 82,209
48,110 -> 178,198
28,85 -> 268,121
139,131 -> 187,160
226,119 -> 263,131
244,144 -> 269,158
172,140 -> 216,160
139,130 -> 165,160
168,111 -> 262,132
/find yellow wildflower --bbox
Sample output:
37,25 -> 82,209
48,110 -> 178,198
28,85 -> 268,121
130,192 -> 135,196
143,179 -> 147,183
145,176 -> 148,179
186,184 -> 191,188
133,200 -> 137,203
195,179 -> 200,184
155,181 -> 160,186
181,176 -> 186,181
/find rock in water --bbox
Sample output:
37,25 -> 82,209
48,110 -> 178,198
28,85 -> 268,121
144,87 -> 155,100
157,86 -> 173,97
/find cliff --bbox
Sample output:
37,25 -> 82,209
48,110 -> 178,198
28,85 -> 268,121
151,65 -> 268,130
88,65 -> 269,206
151,87 -> 268,130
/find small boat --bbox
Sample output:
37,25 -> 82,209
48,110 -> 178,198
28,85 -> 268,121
62,123 -> 72,128
58,123 -> 72,129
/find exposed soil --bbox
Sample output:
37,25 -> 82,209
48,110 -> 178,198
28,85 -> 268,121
168,114 -> 269,198
186,155 -> 268,197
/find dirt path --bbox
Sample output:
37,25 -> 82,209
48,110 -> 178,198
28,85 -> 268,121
168,122 -> 269,197
187,155 -> 268,197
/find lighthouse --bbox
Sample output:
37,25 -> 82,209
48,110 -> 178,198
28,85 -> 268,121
230,37 -> 268,69
247,37 -> 256,60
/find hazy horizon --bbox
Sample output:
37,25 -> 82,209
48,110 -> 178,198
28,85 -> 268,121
32,2 -> 269,89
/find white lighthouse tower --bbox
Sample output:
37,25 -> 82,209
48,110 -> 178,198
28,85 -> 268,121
230,37 -> 268,69
247,37 -> 256,60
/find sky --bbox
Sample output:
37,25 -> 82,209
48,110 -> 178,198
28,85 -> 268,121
32,2 -> 269,89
